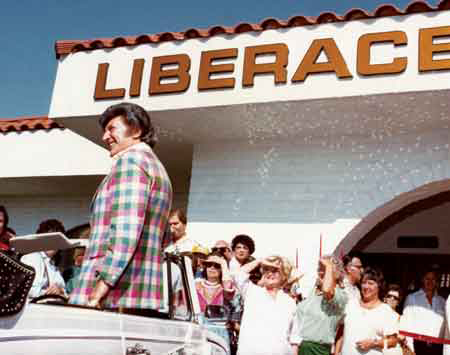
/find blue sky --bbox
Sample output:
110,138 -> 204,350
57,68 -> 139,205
0,0 -> 435,118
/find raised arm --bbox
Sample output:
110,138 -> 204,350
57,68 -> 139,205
231,259 -> 261,300
240,259 -> 261,274
219,257 -> 235,296
320,258 -> 337,301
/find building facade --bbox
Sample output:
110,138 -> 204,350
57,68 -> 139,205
5,1 -> 450,291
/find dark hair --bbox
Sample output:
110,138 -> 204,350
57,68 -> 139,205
36,219 -> 66,266
201,251 -> 223,283
421,266 -> 440,282
99,102 -> 157,148
36,219 -> 66,234
231,234 -> 255,255
342,252 -> 362,268
0,205 -> 9,229
361,267 -> 386,298
386,283 -> 403,301
169,209 -> 187,225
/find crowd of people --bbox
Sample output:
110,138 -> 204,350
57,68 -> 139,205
161,214 -> 450,355
2,102 -> 450,355
3,201 -> 449,355
0,209 -> 85,300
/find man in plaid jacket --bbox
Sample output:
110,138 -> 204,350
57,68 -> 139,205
69,102 -> 172,311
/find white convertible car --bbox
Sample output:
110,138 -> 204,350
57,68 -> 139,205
0,235 -> 230,355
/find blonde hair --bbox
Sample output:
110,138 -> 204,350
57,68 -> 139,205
262,255 -> 294,288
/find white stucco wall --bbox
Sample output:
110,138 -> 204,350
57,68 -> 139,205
1,129 -> 111,178
4,195 -> 91,236
186,127 -> 450,292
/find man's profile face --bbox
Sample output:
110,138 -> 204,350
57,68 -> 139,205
168,214 -> 186,241
347,257 -> 363,283
102,115 -> 140,157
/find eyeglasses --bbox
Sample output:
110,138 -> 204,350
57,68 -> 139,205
204,262 -> 221,269
212,247 -> 230,253
385,294 -> 400,301
261,266 -> 280,274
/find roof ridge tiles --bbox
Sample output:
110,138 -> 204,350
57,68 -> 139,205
406,1 -> 434,12
316,12 -> 343,24
343,8 -> 371,21
373,4 -> 404,17
0,116 -> 63,133
54,0 -> 448,58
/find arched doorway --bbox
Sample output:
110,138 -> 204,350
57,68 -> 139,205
335,179 -> 450,297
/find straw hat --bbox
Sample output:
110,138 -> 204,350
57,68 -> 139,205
261,256 -> 294,287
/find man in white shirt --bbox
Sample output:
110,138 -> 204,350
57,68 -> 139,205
342,253 -> 363,300
21,219 -> 67,299
22,250 -> 66,299
335,254 -> 364,355
400,268 -> 445,355
164,209 -> 204,253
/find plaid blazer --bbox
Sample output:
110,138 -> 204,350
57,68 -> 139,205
69,143 -> 172,309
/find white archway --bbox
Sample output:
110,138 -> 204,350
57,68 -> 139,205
335,179 -> 450,255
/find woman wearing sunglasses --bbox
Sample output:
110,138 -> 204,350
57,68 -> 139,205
383,284 -> 404,355
290,255 -> 347,355
384,284 -> 402,313
232,255 -> 297,355
195,252 -> 236,352
195,252 -> 235,312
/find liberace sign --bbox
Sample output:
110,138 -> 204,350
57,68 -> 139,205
94,26 -> 450,100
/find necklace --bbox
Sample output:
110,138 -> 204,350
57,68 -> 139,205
204,279 -> 220,286
201,280 -> 222,303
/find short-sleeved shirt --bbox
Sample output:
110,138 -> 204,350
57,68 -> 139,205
164,235 -> 203,254
342,299 -> 398,355
400,289 -> 445,351
21,252 -> 66,298
291,287 -> 348,345
234,270 -> 296,355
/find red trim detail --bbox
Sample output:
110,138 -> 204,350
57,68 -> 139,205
399,331 -> 450,345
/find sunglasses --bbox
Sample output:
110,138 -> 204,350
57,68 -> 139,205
385,294 -> 400,301
261,266 -> 280,274
204,262 -> 221,269
212,247 -> 230,253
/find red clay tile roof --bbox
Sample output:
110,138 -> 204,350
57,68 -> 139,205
55,0 -> 450,58
0,117 -> 63,133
